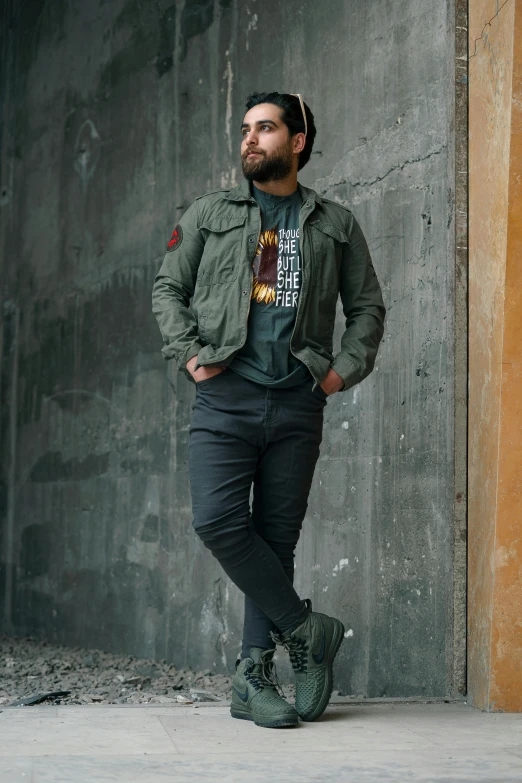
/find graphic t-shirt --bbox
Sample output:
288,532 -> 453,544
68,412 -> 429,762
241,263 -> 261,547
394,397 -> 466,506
230,184 -> 310,388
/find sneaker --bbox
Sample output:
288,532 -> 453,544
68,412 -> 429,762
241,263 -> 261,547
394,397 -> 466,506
271,601 -> 345,722
230,647 -> 298,728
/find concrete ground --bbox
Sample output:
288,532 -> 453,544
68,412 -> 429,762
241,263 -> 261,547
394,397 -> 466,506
1,701 -> 521,782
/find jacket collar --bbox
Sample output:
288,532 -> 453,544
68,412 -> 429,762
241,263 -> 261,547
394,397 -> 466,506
224,179 -> 324,210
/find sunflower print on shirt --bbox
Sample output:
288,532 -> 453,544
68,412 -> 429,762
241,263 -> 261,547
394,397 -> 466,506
252,228 -> 278,303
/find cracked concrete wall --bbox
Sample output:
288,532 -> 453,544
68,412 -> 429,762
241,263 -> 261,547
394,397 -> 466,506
0,0 -> 459,696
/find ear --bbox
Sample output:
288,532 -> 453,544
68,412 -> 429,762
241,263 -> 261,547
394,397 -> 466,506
292,132 -> 306,155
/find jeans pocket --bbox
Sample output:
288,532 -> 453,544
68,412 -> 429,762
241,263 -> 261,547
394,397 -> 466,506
196,370 -> 226,389
311,383 -> 328,402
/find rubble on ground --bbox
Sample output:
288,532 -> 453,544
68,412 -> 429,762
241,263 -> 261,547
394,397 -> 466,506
0,635 -> 236,707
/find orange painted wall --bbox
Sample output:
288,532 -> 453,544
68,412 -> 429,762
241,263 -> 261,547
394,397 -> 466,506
469,0 -> 522,711
490,0 -> 522,712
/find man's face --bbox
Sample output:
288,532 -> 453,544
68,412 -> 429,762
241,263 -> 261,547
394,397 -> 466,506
240,103 -> 294,183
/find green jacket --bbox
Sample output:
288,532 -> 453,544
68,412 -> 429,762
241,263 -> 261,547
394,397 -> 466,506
152,180 -> 386,391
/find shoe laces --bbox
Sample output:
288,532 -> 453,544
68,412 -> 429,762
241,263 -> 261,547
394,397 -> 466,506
279,636 -> 309,674
246,650 -> 286,698
244,667 -> 264,692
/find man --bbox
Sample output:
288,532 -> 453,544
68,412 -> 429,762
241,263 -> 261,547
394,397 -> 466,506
152,91 -> 385,728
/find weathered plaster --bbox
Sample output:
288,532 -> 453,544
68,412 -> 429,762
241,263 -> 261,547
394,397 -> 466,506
468,0 -> 522,711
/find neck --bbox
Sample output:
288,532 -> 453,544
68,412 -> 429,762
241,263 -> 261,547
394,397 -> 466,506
252,172 -> 298,196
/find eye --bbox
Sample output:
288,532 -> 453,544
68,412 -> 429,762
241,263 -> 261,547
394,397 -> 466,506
241,128 -> 249,136
260,124 -> 271,131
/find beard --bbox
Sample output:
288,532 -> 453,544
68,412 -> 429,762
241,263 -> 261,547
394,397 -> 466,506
241,142 -> 293,183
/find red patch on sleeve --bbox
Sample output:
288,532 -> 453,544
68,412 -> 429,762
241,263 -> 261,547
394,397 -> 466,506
167,224 -> 183,252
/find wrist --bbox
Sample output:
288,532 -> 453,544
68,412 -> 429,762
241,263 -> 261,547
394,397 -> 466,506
321,368 -> 344,394
186,355 -> 198,377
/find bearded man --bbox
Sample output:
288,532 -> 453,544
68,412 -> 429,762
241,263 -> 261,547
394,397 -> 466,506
152,91 -> 386,728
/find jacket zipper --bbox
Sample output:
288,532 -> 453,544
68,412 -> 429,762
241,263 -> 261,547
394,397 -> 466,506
237,200 -> 261,351
289,199 -> 315,380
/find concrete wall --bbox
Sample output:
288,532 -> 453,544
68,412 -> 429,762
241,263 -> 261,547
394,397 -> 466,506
468,0 -> 522,711
0,0 -> 459,696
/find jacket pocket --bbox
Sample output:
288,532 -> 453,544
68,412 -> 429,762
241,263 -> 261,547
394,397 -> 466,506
309,220 -> 346,293
197,216 -> 246,285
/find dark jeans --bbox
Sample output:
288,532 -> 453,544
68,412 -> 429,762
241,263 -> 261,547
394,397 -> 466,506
188,370 -> 326,658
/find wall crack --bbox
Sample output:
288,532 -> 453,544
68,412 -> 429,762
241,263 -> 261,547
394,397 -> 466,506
468,0 -> 513,60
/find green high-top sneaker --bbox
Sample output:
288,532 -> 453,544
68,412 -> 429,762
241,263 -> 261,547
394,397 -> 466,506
230,647 -> 298,728
271,602 -> 345,722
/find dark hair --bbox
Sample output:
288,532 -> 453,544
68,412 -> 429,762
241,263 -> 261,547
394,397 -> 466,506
245,91 -> 316,171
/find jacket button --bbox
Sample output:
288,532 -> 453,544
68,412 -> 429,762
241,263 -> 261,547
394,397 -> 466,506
242,290 -> 248,295
249,238 -> 254,243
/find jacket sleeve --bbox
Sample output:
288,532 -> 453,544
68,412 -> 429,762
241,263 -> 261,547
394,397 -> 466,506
152,200 -> 205,371
331,213 -> 386,391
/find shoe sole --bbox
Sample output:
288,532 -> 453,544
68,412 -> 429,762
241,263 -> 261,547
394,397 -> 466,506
298,617 -> 345,722
230,705 -> 298,728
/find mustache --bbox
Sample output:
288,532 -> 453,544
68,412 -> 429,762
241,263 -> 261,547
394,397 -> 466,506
242,148 -> 265,158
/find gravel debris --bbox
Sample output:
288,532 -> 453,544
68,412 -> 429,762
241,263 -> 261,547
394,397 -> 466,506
0,635 -> 235,707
